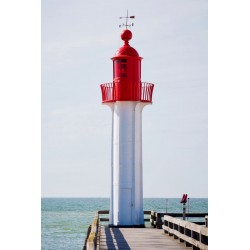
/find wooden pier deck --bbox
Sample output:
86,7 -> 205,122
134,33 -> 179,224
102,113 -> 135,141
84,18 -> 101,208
84,210 -> 208,250
98,226 -> 189,250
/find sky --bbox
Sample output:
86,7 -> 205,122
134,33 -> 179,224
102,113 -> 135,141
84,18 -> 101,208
41,0 -> 208,198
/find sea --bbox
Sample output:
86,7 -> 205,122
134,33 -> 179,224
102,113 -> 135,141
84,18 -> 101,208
41,198 -> 208,250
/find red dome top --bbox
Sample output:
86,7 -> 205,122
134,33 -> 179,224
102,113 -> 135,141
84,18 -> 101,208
115,46 -> 139,57
121,29 -> 132,42
114,30 -> 139,57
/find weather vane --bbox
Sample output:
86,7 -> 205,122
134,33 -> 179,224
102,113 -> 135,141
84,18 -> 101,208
119,10 -> 135,29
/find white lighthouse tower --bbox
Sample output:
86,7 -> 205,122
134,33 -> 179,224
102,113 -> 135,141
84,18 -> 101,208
100,28 -> 154,227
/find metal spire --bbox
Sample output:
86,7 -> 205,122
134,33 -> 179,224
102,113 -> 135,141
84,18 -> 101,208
119,10 -> 135,29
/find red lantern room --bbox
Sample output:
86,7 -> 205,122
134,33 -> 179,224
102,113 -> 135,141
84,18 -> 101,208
112,29 -> 141,101
101,29 -> 154,103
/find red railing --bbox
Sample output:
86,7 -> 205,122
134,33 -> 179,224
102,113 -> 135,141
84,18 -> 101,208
141,82 -> 154,102
100,82 -> 154,103
100,83 -> 115,103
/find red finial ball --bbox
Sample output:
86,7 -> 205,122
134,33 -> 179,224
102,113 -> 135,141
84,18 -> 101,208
121,29 -> 132,43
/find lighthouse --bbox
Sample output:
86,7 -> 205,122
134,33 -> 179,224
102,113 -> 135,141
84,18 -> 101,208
100,28 -> 154,227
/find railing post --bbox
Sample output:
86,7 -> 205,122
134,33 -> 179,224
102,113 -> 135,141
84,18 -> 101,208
205,215 -> 208,227
184,227 -> 192,247
173,222 -> 178,239
150,211 -> 156,228
182,203 -> 186,220
155,213 -> 163,229
86,212 -> 99,250
179,224 -> 185,243
191,230 -> 200,250
163,215 -> 168,234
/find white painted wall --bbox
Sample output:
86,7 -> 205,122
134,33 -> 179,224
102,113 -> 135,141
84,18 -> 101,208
106,101 -> 150,226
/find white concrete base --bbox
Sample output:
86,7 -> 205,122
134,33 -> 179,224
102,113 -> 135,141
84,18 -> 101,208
105,101 -> 150,226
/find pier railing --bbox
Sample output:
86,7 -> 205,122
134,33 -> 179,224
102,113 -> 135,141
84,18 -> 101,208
83,212 -> 99,250
150,211 -> 208,229
163,215 -> 208,250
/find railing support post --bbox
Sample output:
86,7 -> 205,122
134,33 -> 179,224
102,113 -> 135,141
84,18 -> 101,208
150,211 -> 156,228
182,203 -> 186,220
205,215 -> 208,227
156,213 -> 163,229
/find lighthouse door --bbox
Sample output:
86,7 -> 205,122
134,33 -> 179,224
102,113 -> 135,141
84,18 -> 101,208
120,188 -> 132,225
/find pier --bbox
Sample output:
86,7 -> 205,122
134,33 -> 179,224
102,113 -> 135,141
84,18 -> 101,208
83,211 -> 208,250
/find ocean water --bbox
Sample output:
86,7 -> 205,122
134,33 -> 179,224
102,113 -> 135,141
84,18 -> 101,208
41,198 -> 208,250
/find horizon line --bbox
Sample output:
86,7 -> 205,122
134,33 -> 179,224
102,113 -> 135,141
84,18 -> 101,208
41,196 -> 208,199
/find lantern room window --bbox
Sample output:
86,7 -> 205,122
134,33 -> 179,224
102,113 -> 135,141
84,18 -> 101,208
114,59 -> 127,78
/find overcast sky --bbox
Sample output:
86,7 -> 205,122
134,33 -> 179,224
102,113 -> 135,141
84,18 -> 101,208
41,0 -> 208,198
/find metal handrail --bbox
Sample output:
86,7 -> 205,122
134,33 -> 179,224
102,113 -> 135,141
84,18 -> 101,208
100,82 -> 154,103
141,82 -> 154,102
100,82 -> 114,103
